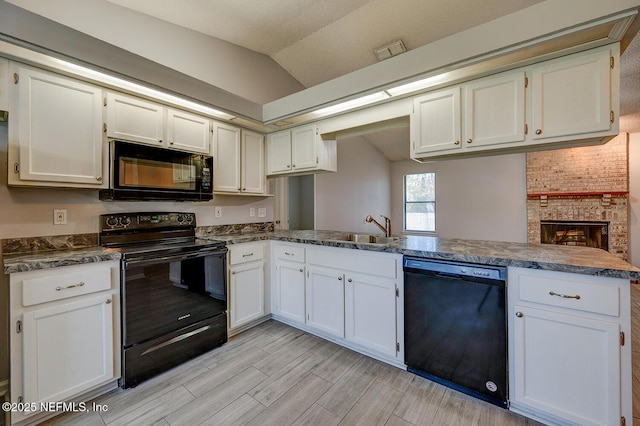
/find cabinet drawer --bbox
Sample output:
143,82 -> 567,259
22,266 -> 112,307
229,243 -> 264,265
307,248 -> 398,279
273,244 -> 305,262
517,273 -> 619,317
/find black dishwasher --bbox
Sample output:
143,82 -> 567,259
403,257 -> 507,407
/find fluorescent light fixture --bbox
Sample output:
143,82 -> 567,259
312,92 -> 390,117
51,58 -> 236,121
386,74 -> 448,97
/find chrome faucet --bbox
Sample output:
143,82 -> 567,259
365,215 -> 392,237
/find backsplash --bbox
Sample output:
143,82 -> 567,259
2,233 -> 98,256
1,222 -> 275,256
196,222 -> 274,237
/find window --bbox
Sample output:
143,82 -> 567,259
404,173 -> 435,232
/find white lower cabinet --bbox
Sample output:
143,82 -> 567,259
227,242 -> 267,331
345,273 -> 397,358
306,265 -> 345,338
271,242 -> 403,364
9,260 -> 120,425
508,267 -> 631,426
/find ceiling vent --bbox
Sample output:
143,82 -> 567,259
374,40 -> 407,61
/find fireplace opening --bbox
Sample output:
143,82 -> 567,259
540,221 -> 609,251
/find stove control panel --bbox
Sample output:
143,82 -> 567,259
100,212 -> 195,230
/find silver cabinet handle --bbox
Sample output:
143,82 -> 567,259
56,282 -> 85,291
242,253 -> 254,257
515,312 -> 523,318
549,291 -> 581,300
284,252 -> 294,256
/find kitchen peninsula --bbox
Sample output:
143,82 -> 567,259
3,230 -> 637,425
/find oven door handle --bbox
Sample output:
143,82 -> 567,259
124,249 -> 227,268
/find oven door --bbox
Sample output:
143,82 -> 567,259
122,248 -> 227,348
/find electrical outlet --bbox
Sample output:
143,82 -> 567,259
214,207 -> 222,218
53,209 -> 67,225
250,208 -> 256,217
258,208 -> 266,218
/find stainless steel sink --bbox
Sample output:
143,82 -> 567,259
338,233 -> 400,245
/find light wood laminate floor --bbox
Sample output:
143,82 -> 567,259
42,320 -> 542,426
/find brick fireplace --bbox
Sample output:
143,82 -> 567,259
526,134 -> 629,260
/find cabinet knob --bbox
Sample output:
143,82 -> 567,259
287,165 -> 291,168
535,129 -> 542,135
159,140 -> 163,143
338,276 -> 343,281
96,176 -> 102,181
292,164 -> 296,168
106,299 -> 112,304
170,140 -> 174,145
242,188 -> 246,191
299,268 -> 304,273
231,271 -> 236,275
466,139 -> 472,144
347,278 -> 352,283
515,312 -> 523,318
454,140 -> 460,145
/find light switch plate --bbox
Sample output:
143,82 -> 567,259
250,208 -> 256,217
258,208 -> 266,218
214,207 -> 222,218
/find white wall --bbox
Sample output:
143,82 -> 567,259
629,132 -> 640,267
315,136 -> 391,233
0,123 -> 274,239
390,153 -> 528,243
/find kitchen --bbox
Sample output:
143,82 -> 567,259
1,0 -> 640,425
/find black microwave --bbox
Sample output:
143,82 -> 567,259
99,141 -> 213,201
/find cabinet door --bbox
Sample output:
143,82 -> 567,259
213,122 -> 241,192
13,65 -> 104,186
291,125 -> 317,171
306,266 -> 345,338
166,108 -> 210,153
22,295 -> 114,404
531,48 -> 611,140
241,130 -> 265,194
229,262 -> 264,329
267,130 -> 292,174
345,273 -> 397,357
106,92 -> 164,146
411,87 -> 461,155
463,71 -> 525,148
512,305 -> 620,426
273,261 -> 306,323
0,57 -> 9,111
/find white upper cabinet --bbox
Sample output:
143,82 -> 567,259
213,122 -> 241,193
531,45 -> 616,142
266,123 -> 337,176
166,108 -> 211,153
412,87 -> 461,155
106,92 -> 164,146
213,122 -> 266,195
267,130 -> 293,174
241,130 -> 266,194
411,70 -> 525,158
464,71 -> 525,148
411,44 -> 618,161
8,63 -> 106,188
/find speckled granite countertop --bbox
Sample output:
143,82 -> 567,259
197,229 -> 640,279
3,247 -> 121,274
5,230 -> 639,280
